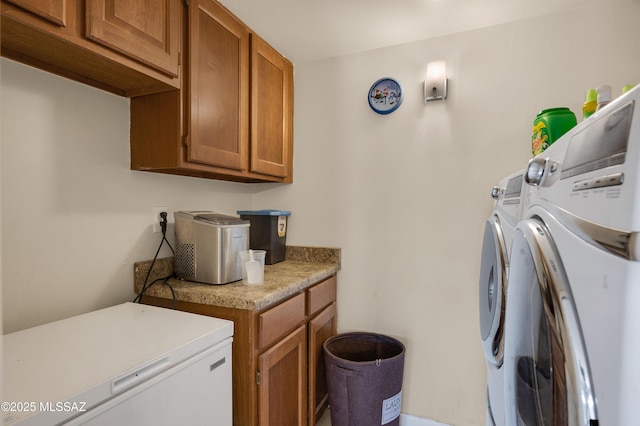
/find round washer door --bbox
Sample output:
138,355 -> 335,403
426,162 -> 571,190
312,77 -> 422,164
504,218 -> 597,425
479,214 -> 508,366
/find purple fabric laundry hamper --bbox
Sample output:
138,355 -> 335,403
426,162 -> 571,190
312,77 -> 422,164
323,332 -> 405,426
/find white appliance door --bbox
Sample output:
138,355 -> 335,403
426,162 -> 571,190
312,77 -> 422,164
64,338 -> 232,426
479,214 -> 508,367
503,219 -> 597,425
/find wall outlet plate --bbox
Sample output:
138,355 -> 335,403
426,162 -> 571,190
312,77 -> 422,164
152,206 -> 168,233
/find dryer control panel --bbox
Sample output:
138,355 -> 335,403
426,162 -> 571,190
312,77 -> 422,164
562,100 -> 634,181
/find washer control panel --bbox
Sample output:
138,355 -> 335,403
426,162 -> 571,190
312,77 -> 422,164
571,173 -> 624,192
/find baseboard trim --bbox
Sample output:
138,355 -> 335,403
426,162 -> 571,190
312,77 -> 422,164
400,413 -> 452,426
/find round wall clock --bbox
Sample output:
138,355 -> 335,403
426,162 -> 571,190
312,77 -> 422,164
368,77 -> 403,115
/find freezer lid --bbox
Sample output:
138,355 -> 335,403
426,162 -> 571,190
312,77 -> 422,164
2,302 -> 233,426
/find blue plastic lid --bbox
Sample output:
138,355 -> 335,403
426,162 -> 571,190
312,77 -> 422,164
237,209 -> 291,216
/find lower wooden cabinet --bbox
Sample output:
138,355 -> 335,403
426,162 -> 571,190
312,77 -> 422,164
141,274 -> 337,426
308,302 -> 337,424
258,324 -> 307,426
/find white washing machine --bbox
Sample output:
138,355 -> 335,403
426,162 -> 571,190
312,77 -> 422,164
504,84 -> 640,425
479,169 -> 525,426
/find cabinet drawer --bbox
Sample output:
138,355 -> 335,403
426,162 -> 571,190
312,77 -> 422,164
307,276 -> 337,317
259,292 -> 305,350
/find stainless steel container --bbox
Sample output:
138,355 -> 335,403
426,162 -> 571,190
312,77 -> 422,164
174,211 -> 249,284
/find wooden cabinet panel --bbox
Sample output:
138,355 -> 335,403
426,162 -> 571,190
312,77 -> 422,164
187,0 -> 249,171
250,34 -> 293,178
258,324 -> 307,426
1,0 -> 180,96
6,0 -> 65,26
128,0 -> 293,183
307,275 -> 337,317
86,0 -> 180,77
259,292 -> 305,350
308,302 -> 337,426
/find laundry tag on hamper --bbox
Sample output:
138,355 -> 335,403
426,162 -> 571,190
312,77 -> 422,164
381,390 -> 402,425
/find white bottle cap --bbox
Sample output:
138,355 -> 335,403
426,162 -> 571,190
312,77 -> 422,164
597,85 -> 612,103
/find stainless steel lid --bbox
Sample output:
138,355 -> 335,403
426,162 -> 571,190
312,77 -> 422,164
194,213 -> 249,226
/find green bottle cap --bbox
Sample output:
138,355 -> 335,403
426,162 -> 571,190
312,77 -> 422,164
622,84 -> 636,94
583,89 -> 597,118
585,88 -> 597,102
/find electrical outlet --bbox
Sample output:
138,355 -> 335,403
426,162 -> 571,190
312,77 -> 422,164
152,206 -> 168,233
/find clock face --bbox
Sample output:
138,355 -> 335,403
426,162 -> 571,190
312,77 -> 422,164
368,78 -> 403,115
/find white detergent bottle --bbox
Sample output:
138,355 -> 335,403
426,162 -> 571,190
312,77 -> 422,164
596,84 -> 612,111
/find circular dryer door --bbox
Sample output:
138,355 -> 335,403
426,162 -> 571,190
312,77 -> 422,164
479,215 -> 508,366
504,218 -> 597,426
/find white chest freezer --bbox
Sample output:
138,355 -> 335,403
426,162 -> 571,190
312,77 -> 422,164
2,302 -> 233,426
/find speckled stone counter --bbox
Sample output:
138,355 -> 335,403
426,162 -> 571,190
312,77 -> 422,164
133,246 -> 340,311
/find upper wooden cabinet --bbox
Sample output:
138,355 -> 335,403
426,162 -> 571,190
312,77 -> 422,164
251,34 -> 293,178
6,0 -> 65,26
1,0 -> 181,96
130,0 -> 294,183
85,0 -> 180,78
187,0 -> 249,172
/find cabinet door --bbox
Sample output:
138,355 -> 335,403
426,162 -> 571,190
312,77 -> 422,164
85,0 -> 180,78
250,34 -> 293,178
5,0 -> 66,26
258,324 -> 307,426
308,302 -> 337,426
187,0 -> 249,171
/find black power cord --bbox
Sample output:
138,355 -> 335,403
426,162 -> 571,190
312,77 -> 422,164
133,212 -> 177,307
158,212 -> 175,254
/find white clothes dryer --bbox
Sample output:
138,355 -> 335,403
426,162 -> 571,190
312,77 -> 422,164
504,85 -> 640,425
479,170 -> 525,426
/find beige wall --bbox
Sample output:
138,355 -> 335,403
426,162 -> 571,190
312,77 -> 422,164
0,59 -> 255,332
252,2 -> 640,424
2,1 -> 640,424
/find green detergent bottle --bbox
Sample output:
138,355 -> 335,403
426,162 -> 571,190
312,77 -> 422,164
532,107 -> 577,156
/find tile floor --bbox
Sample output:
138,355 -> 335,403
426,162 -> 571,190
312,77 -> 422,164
317,410 -> 331,426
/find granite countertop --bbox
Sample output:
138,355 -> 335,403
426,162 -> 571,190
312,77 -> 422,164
133,246 -> 341,311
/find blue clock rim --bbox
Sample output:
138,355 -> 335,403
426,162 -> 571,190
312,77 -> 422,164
368,77 -> 403,115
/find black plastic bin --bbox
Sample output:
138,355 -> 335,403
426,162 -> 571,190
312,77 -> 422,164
237,209 -> 291,265
323,332 -> 405,426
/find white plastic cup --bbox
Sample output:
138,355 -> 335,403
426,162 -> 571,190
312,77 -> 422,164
239,250 -> 266,285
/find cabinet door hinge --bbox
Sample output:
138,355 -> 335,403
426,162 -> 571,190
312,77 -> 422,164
256,371 -> 261,385
183,134 -> 189,147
